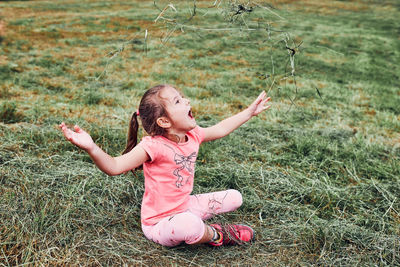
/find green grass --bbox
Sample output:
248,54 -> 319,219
1,0 -> 400,265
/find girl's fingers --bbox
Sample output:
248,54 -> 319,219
59,122 -> 69,132
63,129 -> 72,140
261,97 -> 271,105
59,122 -> 68,131
59,122 -> 74,141
264,105 -> 271,110
257,97 -> 270,109
253,96 -> 271,114
253,91 -> 267,106
257,91 -> 266,102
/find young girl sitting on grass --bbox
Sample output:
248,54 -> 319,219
59,84 -> 271,247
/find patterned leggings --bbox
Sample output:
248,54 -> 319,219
141,189 -> 243,247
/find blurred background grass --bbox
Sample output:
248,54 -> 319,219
1,0 -> 399,265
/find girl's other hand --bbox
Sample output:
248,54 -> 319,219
248,91 -> 271,116
59,122 -> 95,152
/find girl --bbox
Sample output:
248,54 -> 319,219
59,84 -> 271,247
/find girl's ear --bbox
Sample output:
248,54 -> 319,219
156,117 -> 171,129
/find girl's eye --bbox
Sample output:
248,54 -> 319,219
176,100 -> 180,104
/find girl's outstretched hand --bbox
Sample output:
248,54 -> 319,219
59,122 -> 95,152
248,91 -> 271,116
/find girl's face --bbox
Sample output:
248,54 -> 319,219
159,86 -> 197,133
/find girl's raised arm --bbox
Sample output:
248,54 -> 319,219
59,122 -> 149,176
202,91 -> 271,142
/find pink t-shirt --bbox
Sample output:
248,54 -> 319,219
138,126 -> 205,226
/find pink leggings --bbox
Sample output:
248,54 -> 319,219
141,189 -> 243,247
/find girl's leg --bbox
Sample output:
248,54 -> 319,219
142,211 -> 210,247
188,189 -> 243,220
187,190 -> 255,246
141,190 -> 245,247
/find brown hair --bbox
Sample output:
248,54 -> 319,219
122,84 -> 170,155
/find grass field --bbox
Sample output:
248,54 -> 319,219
1,0 -> 399,266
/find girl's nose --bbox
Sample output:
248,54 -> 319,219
185,98 -> 190,105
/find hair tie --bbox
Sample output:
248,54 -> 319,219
136,110 -> 140,116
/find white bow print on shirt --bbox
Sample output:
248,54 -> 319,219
164,144 -> 197,188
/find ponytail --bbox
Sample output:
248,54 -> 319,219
122,84 -> 169,156
122,111 -> 139,155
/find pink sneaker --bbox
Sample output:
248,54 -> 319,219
209,224 -> 255,246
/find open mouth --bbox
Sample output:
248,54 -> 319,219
188,109 -> 193,119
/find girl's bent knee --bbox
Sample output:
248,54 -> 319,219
169,212 -> 205,244
143,212 -> 205,247
172,212 -> 202,229
227,189 -> 243,209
